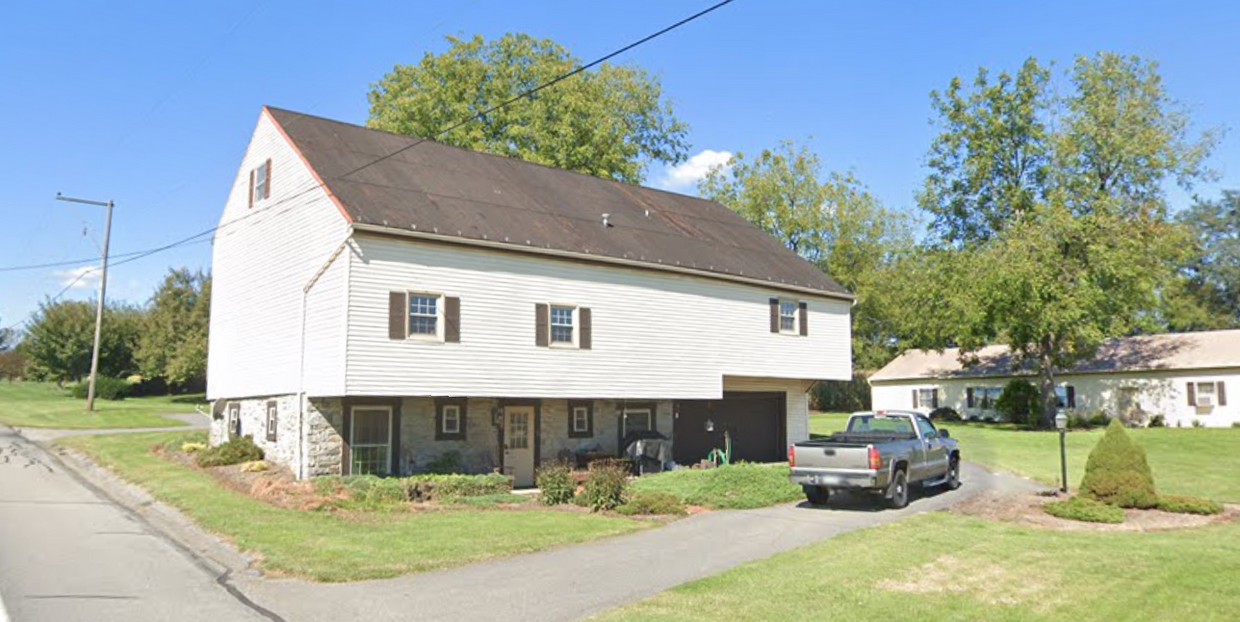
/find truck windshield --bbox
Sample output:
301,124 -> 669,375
847,415 -> 914,435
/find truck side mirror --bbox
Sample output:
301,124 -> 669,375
938,429 -> 950,439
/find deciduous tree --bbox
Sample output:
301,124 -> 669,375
367,33 -> 689,185
24,300 -> 142,384
135,269 -> 211,390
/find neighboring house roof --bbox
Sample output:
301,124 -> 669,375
870,329 -> 1240,382
265,107 -> 851,298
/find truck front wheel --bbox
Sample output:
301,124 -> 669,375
886,470 -> 909,509
803,485 -> 830,507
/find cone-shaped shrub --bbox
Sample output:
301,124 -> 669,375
1080,419 -> 1157,508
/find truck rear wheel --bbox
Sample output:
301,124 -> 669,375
946,456 -> 961,490
803,486 -> 830,506
886,470 -> 909,509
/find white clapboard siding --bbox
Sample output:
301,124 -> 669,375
344,233 -> 852,399
206,110 -> 350,400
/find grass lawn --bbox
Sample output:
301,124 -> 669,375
591,511 -> 1240,622
59,431 -> 646,582
0,381 -> 197,429
810,412 -> 1240,503
630,463 -> 802,509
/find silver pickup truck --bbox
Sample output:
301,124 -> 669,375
789,411 -> 960,508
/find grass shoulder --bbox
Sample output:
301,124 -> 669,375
57,431 -> 645,582
0,381 -> 197,429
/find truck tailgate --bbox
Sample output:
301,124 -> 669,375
792,442 -> 872,471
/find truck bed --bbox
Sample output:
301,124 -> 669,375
804,431 -> 918,445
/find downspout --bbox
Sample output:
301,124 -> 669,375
299,232 -> 353,479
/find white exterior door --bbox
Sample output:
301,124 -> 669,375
504,406 -> 535,488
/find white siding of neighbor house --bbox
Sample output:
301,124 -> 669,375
342,233 -> 852,399
723,376 -> 813,446
206,110 -> 350,400
871,368 -> 1240,427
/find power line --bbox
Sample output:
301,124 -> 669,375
1,0 -> 739,285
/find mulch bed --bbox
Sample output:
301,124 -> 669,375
953,490 -> 1239,532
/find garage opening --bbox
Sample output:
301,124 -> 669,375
673,392 -> 786,464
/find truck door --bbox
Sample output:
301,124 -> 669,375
916,416 -> 949,478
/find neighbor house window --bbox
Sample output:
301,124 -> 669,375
779,301 -> 798,333
1191,381 -> 1225,408
967,387 -> 1002,410
622,405 -> 654,437
1055,386 -> 1077,410
914,388 -> 938,409
265,400 -> 278,442
550,305 -> 575,344
408,293 -> 441,337
350,406 -> 391,476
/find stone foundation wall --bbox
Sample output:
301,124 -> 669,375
208,394 -> 301,471
305,397 -> 344,477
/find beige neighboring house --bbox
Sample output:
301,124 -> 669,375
870,329 -> 1239,427
206,107 -> 854,484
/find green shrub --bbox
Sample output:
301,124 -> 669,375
196,435 -> 264,468
404,473 -> 512,501
1192,419 -> 1204,428
181,442 -> 207,454
1089,412 -> 1111,427
1067,413 -> 1092,429
928,407 -> 961,422
337,475 -> 409,509
1080,419 -> 1158,509
617,491 -> 686,516
996,379 -> 1040,426
536,462 -> 576,506
1147,415 -> 1166,428
1156,495 -> 1224,515
581,459 -> 629,511
424,451 -> 465,474
69,376 -> 131,401
1044,496 -> 1125,523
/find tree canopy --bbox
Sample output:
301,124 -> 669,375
23,300 -> 142,384
908,52 -> 1219,427
134,269 -> 211,390
367,33 -> 690,185
1169,191 -> 1240,329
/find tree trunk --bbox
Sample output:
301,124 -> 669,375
1038,352 -> 1058,429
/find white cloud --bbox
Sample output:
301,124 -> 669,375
659,149 -> 733,190
53,265 -> 101,290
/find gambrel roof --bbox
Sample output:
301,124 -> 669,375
265,107 -> 851,298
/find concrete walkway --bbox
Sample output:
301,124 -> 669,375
235,462 -> 1043,622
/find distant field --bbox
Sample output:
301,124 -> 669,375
0,381 -> 198,429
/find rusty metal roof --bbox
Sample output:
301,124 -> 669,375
266,107 -> 851,297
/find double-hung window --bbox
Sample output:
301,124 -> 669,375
441,404 -> 461,435
550,305 -> 575,345
779,301 -> 798,333
408,293 -> 440,338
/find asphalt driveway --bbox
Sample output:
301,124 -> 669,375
235,461 -> 1042,622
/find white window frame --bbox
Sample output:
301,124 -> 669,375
622,408 -> 653,437
406,291 -> 444,341
970,386 -> 1002,410
1195,382 -> 1217,408
441,404 -> 462,434
350,406 -> 392,477
549,304 -> 577,348
253,162 -> 269,204
572,406 -> 590,433
779,299 -> 799,335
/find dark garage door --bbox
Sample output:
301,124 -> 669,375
673,392 -> 785,464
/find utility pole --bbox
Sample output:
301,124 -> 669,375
56,193 -> 113,412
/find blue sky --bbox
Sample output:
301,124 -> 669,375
2,0 -> 1237,329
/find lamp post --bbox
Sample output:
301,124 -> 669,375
1055,412 -> 1069,493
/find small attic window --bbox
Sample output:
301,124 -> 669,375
249,158 -> 272,207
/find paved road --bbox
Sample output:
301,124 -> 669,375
0,424 -> 270,622
236,462 -> 1043,622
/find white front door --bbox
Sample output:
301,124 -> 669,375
504,406 -> 536,488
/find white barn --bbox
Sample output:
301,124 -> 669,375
870,330 -> 1239,428
206,107 -> 854,483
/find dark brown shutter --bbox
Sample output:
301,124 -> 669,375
579,307 -> 592,350
1187,382 -> 1196,406
1066,386 -> 1076,409
966,388 -> 975,408
444,296 -> 461,343
535,303 -> 549,347
389,292 -> 407,340
798,302 -> 808,336
390,403 -> 402,475
769,298 -> 780,333
1218,382 -> 1227,406
264,158 -> 272,199
248,169 -> 255,207
341,407 -> 352,476
912,389 -> 919,409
